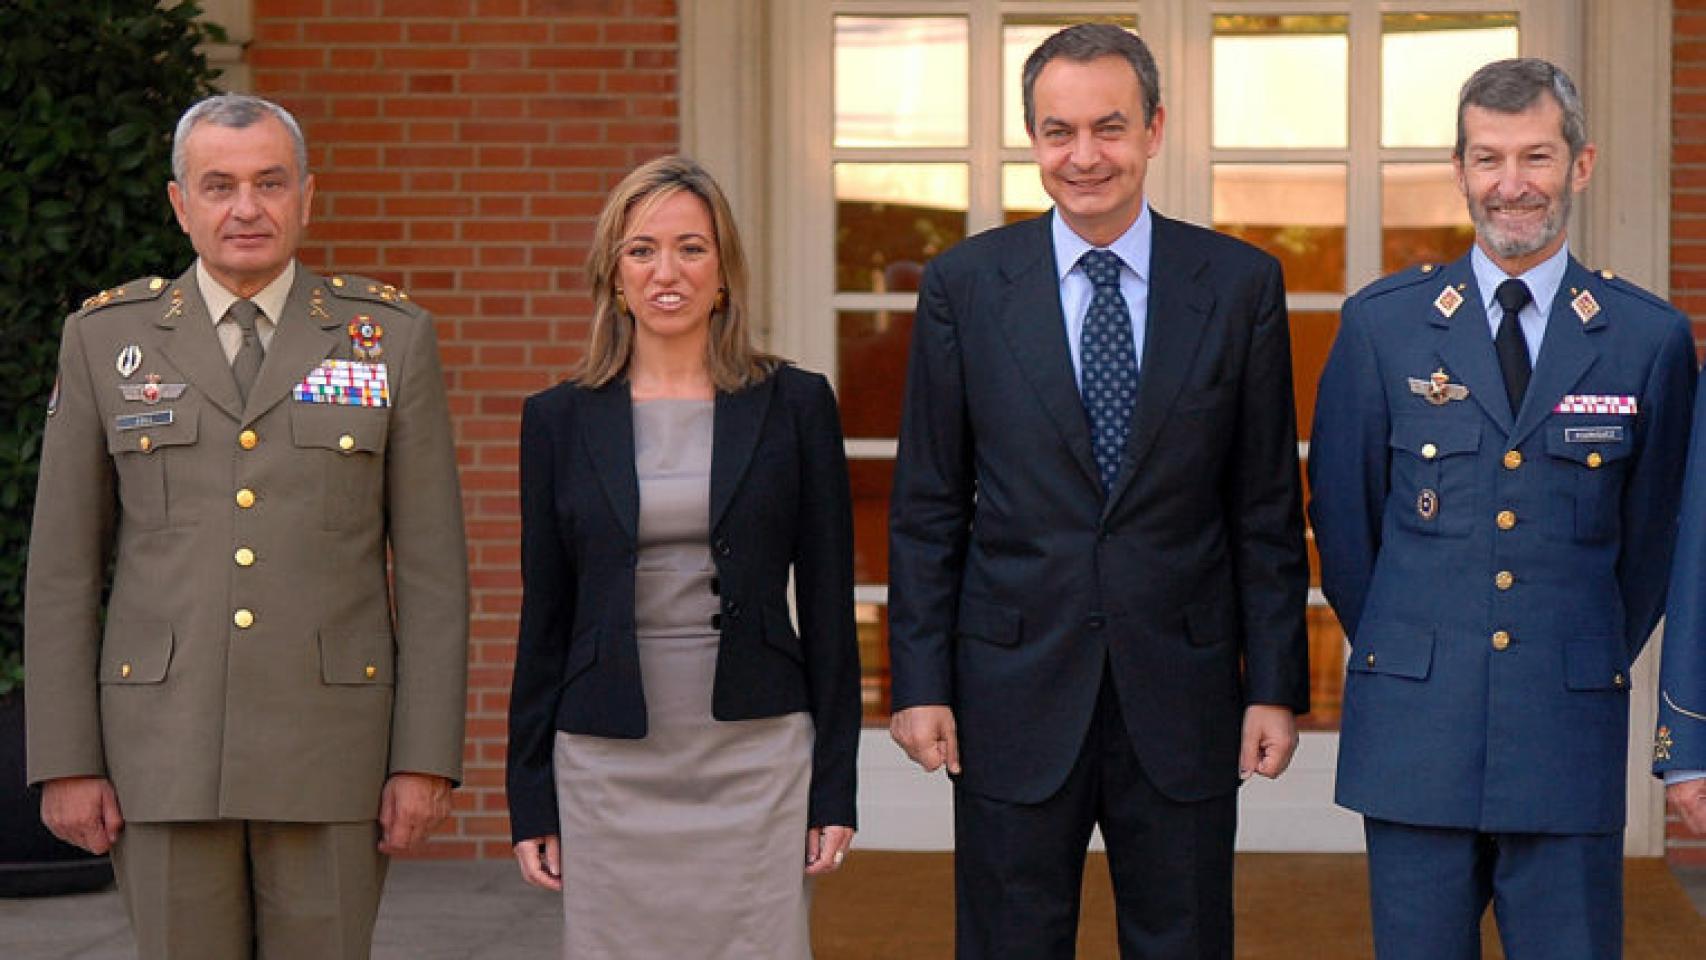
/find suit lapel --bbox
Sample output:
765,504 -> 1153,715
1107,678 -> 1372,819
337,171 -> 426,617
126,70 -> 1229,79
581,381 -> 639,541
711,375 -> 774,531
155,266 -> 244,422
1105,214 -> 1213,512
993,216 -> 1101,493
1431,257 -> 1514,436
1508,258 -> 1603,448
243,269 -> 342,423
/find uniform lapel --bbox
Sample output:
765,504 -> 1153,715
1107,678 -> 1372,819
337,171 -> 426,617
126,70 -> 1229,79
1508,258 -> 1603,449
1106,213 -> 1213,513
242,268 -> 342,423
581,381 -> 639,541
155,265 -> 244,422
1431,257 -> 1514,436
993,216 -> 1101,494
710,375 -> 774,531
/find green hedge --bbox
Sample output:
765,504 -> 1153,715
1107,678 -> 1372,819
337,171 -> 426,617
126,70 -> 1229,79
0,1 -> 225,693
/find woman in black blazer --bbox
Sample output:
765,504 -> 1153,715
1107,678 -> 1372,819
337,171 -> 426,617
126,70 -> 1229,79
506,155 -> 859,958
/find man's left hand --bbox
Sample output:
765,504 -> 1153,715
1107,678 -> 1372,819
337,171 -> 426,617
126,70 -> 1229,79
1239,704 -> 1299,780
1669,779 -> 1706,835
378,772 -> 453,855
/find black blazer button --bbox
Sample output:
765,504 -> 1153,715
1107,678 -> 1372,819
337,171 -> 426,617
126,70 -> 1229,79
724,600 -> 742,619
710,614 -> 723,630
714,538 -> 732,557
1086,613 -> 1107,630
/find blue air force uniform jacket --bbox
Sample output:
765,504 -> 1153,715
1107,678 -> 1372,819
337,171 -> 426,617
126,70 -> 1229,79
1308,254 -> 1696,834
1657,375 -> 1706,778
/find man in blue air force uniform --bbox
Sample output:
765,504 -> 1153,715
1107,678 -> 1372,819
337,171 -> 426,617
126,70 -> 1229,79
1308,59 -> 1696,958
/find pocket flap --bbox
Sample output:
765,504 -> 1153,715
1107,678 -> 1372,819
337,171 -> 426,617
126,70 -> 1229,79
1563,636 -> 1627,691
1389,417 -> 1480,460
762,605 -> 804,662
318,629 -> 395,685
1545,425 -> 1633,466
99,620 -> 173,683
956,596 -> 1022,647
1346,621 -> 1435,680
291,404 -> 388,453
105,404 -> 199,456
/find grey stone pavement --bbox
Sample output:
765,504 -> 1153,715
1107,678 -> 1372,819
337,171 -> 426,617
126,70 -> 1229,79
2,860 -> 1704,958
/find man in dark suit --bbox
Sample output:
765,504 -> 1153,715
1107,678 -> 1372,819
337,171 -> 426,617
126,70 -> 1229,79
887,24 -> 1311,959
1309,59 -> 1696,958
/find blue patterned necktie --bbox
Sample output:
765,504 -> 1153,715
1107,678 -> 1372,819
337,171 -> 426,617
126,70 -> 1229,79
1078,249 -> 1139,493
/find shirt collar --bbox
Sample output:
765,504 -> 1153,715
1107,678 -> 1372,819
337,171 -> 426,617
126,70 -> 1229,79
197,260 -> 296,326
1470,241 -> 1569,319
1052,201 -> 1152,284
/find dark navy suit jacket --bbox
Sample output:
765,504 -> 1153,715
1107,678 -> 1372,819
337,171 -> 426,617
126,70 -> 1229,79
888,211 -> 1311,806
1309,254 -> 1696,833
505,366 -> 861,843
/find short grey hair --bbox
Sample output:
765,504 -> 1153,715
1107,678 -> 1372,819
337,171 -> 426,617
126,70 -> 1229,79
171,94 -> 309,183
1021,23 -> 1161,134
1455,58 -> 1587,161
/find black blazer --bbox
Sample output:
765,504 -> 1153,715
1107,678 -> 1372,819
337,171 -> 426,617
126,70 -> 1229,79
506,365 -> 860,843
888,212 -> 1311,805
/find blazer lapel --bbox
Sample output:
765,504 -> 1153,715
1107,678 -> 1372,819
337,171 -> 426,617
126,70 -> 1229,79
710,375 -> 775,531
155,266 -> 244,422
581,381 -> 639,541
1508,258 -> 1603,449
993,216 -> 1101,493
1105,214 -> 1213,512
1431,257 -> 1514,437
242,269 -> 342,423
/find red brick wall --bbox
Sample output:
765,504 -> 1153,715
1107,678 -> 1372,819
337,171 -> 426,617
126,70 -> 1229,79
1675,0 -> 1706,868
248,0 -> 680,858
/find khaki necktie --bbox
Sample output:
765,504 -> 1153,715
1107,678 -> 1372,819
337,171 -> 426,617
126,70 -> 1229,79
228,299 -> 264,403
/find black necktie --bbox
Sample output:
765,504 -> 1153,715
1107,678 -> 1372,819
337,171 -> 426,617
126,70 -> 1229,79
228,299 -> 265,403
1493,279 -> 1533,416
1078,250 -> 1139,494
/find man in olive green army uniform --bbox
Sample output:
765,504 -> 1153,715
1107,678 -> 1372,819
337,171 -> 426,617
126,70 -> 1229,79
24,94 -> 468,959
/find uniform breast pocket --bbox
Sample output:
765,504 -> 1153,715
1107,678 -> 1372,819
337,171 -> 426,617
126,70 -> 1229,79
1544,424 -> 1634,543
289,404 -> 391,531
1388,416 -> 1481,537
104,405 -> 200,529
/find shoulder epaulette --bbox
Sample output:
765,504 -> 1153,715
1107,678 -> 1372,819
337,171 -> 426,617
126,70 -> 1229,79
76,276 -> 170,315
325,274 -> 424,315
1355,262 -> 1441,303
1589,268 -> 1677,313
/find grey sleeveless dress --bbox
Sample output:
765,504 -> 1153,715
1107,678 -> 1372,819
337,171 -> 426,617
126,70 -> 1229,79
553,398 -> 815,959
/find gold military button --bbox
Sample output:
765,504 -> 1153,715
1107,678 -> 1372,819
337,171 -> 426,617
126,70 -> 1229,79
338,434 -> 355,452
1495,571 -> 1514,591
233,608 -> 254,629
235,488 -> 256,509
1492,630 -> 1511,651
148,278 -> 165,292
1366,653 -> 1376,667
1600,269 -> 1615,281
331,276 -> 345,288
1586,452 -> 1603,469
1496,510 -> 1517,530
1421,443 -> 1438,460
120,662 -> 132,679
1421,264 -> 1435,274
239,429 -> 258,450
1503,450 -> 1523,470
234,547 -> 255,567
138,435 -> 153,453
1613,673 -> 1627,688
364,664 -> 378,680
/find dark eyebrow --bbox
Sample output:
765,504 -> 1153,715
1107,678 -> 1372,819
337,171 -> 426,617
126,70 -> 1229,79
1094,110 -> 1129,126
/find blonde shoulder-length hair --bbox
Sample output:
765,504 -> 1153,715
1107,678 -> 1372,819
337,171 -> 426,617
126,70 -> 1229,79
578,155 -> 780,391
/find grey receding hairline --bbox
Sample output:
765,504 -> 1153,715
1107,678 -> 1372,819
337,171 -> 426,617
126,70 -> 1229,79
172,94 -> 310,184
1454,57 -> 1587,160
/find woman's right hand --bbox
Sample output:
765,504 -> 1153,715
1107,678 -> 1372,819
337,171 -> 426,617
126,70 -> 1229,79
513,835 -> 563,891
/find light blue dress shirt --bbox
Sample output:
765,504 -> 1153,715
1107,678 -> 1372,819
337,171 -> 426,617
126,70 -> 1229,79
1470,241 -> 1570,367
1051,203 -> 1153,386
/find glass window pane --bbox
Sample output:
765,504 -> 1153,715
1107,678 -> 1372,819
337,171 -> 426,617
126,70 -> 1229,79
1289,310 -> 1338,443
835,163 -> 968,293
1002,162 -> 1050,223
838,310 -> 914,439
848,458 -> 894,586
1298,604 -> 1346,730
1003,15 -> 1139,148
1213,16 -> 1348,149
1382,14 -> 1519,148
1213,163 -> 1347,293
855,600 -> 891,722
1382,162 -> 1474,273
835,17 -> 969,148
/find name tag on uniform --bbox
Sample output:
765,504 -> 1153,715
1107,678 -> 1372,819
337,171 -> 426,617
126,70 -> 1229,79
115,410 -> 174,431
1555,394 -> 1637,415
293,359 -> 390,408
1564,426 -> 1624,444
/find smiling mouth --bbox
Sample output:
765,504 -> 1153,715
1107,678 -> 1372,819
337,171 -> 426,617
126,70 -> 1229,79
651,292 -> 685,308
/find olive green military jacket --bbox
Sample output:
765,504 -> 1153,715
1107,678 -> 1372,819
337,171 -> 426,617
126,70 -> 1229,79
24,264 -> 468,823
